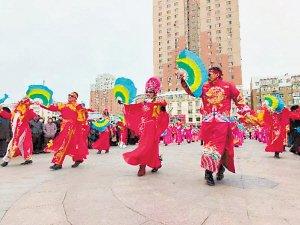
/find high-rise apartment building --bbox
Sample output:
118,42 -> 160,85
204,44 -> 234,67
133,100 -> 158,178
153,0 -> 243,92
89,74 -> 122,114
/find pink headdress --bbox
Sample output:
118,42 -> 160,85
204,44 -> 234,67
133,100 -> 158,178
145,77 -> 161,94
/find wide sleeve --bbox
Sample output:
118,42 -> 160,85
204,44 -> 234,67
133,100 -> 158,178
0,110 -> 11,120
157,111 -> 169,136
123,103 -> 144,135
40,103 -> 63,112
289,109 -> 300,120
27,109 -> 38,121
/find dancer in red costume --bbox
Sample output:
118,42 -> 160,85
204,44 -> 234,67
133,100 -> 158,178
179,67 -> 251,186
263,106 -> 300,158
1,98 -> 36,167
40,92 -> 89,170
118,121 -> 128,148
122,77 -> 169,176
92,109 -> 111,154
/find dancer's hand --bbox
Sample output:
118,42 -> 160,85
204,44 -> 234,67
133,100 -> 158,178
175,69 -> 186,80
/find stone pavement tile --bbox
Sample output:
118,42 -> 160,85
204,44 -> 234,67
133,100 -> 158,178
203,210 -> 251,225
244,189 -> 300,219
0,210 -> 7,221
141,221 -> 162,225
249,215 -> 291,225
109,182 -> 211,224
11,191 -> 66,209
63,188 -> 147,225
0,205 -> 68,225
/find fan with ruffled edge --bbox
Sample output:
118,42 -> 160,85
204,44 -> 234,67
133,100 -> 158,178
26,85 -> 53,107
113,77 -> 137,105
176,49 -> 208,98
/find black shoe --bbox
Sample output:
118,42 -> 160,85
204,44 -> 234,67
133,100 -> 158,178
20,160 -> 33,165
71,161 -> 83,168
205,170 -> 215,186
1,162 -> 8,167
159,155 -> 163,162
274,153 -> 280,158
105,150 -> 109,154
97,150 -> 102,154
151,165 -> 162,173
50,164 -> 62,170
216,165 -> 225,181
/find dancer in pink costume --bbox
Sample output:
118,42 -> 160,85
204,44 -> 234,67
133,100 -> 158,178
175,122 -> 184,145
192,126 -> 199,142
163,124 -> 174,146
184,125 -> 193,144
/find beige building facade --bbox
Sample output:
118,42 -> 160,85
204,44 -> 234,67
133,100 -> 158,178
153,0 -> 243,93
89,74 -> 122,115
251,74 -> 300,110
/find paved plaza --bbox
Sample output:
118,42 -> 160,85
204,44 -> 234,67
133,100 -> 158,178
0,140 -> 300,225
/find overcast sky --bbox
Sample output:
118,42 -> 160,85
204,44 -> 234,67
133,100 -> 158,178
0,0 -> 299,105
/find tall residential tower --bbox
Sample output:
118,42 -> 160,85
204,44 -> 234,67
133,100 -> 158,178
153,0 -> 243,92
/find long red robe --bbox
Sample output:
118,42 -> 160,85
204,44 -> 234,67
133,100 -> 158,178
182,78 -> 251,173
123,101 -> 169,168
92,127 -> 111,151
44,102 -> 89,165
120,125 -> 128,144
4,107 -> 36,161
264,108 -> 300,153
